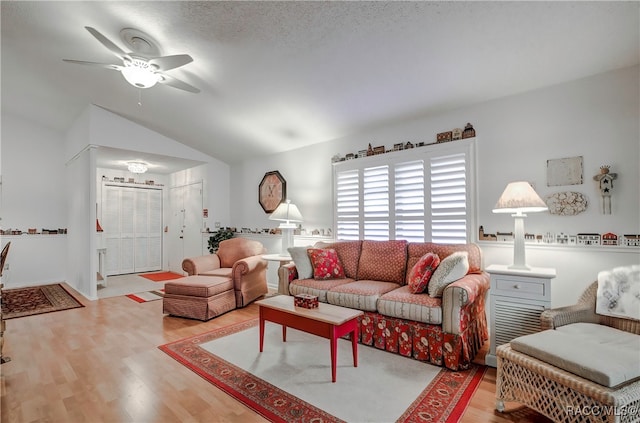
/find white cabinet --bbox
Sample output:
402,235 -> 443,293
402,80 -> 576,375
103,184 -> 162,275
485,264 -> 556,367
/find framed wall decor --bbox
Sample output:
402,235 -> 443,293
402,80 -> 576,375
258,170 -> 286,213
547,156 -> 583,186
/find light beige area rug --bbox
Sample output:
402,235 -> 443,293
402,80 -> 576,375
160,318 -> 485,422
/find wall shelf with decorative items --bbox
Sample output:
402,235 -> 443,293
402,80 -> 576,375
477,239 -> 638,255
331,123 -> 476,163
1,230 -> 67,236
478,226 -> 639,249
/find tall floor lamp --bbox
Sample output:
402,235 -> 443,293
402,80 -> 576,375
269,199 -> 303,256
492,181 -> 548,270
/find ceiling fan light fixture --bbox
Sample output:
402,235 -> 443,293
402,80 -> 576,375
121,58 -> 160,88
127,162 -> 148,174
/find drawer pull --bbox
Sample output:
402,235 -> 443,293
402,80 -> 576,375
514,284 -> 521,289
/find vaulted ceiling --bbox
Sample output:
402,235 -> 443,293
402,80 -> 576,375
2,1 -> 639,166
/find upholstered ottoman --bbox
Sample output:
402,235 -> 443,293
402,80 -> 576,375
163,275 -> 236,321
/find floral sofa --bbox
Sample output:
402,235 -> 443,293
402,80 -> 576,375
278,240 -> 489,370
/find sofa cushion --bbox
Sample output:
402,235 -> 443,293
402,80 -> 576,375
407,243 -> 482,279
407,253 -> 441,294
308,248 -> 346,279
378,285 -> 443,324
289,278 -> 354,303
556,322 -> 640,349
287,246 -> 314,279
428,251 -> 469,298
327,280 -> 401,312
357,240 -> 408,284
511,324 -> 640,388
315,240 -> 362,279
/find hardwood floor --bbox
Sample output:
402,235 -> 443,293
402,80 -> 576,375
1,284 -> 549,422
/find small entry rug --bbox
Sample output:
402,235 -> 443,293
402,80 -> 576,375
2,283 -> 84,319
139,271 -> 184,282
126,289 -> 164,303
159,319 -> 485,423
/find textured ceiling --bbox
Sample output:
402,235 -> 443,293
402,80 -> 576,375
2,1 -> 639,169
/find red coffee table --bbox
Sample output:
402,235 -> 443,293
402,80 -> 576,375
256,295 -> 364,383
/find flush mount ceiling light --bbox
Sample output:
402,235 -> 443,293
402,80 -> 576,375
127,162 -> 148,174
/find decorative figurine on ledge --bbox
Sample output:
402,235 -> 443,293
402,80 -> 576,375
593,165 -> 618,214
462,123 -> 476,139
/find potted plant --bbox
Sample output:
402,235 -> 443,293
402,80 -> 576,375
208,228 -> 235,253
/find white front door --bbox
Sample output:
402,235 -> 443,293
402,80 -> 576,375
168,182 -> 203,273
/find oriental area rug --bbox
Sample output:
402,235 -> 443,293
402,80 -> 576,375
139,271 -> 184,282
2,283 -> 84,319
160,318 -> 485,423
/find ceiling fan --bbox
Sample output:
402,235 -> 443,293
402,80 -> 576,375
63,26 -> 199,93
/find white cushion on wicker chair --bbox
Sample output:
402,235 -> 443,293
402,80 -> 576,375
510,324 -> 640,388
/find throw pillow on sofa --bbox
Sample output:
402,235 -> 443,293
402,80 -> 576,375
308,248 -> 346,280
428,251 -> 469,297
287,246 -> 314,279
407,252 -> 441,294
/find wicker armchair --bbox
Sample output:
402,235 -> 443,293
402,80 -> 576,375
496,281 -> 640,423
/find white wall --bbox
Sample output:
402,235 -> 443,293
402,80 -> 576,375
64,146 -> 96,299
230,66 -> 640,307
1,114 -> 68,287
2,114 -> 67,230
1,105 -> 231,298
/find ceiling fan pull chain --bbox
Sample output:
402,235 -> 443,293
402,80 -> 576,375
138,89 -> 142,107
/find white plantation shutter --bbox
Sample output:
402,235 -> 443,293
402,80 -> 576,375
336,169 -> 360,240
395,160 -> 425,242
363,165 -> 389,240
333,138 -> 476,243
430,153 -> 468,243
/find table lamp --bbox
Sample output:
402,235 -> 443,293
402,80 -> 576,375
269,199 -> 303,256
492,181 -> 548,270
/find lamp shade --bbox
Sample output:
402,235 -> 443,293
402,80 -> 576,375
269,199 -> 303,224
493,181 -> 547,214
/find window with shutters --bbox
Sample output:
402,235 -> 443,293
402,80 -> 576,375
333,138 -> 476,244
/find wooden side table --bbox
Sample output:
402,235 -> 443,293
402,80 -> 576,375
485,264 -> 556,367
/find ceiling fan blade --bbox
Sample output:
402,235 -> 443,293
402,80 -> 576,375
158,74 -> 200,93
149,54 -> 193,71
85,26 -> 127,60
63,59 -> 122,71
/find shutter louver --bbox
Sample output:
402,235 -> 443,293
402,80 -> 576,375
395,160 -> 425,242
336,169 -> 360,240
431,153 -> 467,243
364,165 -> 389,240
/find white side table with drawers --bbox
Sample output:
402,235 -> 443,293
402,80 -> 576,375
485,264 -> 556,367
